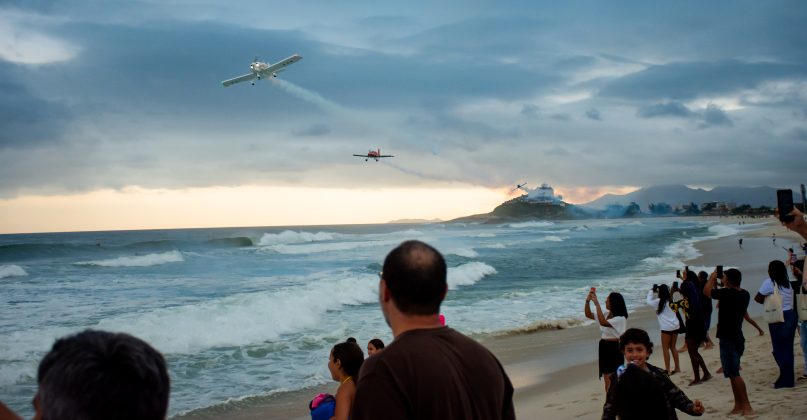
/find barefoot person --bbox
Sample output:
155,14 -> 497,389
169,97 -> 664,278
704,268 -> 754,416
646,284 -> 682,375
585,290 -> 629,393
602,328 -> 704,419
679,270 -> 711,385
352,240 -> 514,419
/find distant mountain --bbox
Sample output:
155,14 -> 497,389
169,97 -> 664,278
581,185 -> 780,210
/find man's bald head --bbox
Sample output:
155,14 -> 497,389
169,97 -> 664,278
382,240 -> 447,315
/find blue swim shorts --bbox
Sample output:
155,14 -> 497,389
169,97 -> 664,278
719,339 -> 744,378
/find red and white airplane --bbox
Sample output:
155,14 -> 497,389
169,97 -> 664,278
353,148 -> 394,162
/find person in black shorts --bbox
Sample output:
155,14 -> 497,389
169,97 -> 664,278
680,270 -> 711,386
704,268 -> 754,416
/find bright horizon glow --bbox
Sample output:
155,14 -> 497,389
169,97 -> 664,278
0,184 -> 633,234
0,186 -> 514,234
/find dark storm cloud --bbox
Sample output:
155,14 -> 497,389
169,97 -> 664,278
2,0 -> 807,198
0,71 -> 72,149
599,60 -> 807,101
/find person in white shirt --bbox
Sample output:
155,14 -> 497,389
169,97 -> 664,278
646,284 -> 682,375
753,260 -> 797,388
585,290 -> 628,393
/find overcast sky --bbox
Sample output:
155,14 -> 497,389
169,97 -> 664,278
1,1 -> 806,232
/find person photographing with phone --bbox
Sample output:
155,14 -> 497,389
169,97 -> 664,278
584,288 -> 628,393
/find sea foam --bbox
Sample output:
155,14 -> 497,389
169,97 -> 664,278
0,265 -> 27,279
505,221 -> 555,229
74,251 -> 184,267
257,230 -> 337,246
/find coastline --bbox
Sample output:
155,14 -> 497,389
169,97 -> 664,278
174,217 -> 807,419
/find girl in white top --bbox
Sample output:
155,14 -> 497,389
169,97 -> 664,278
646,284 -> 682,375
585,290 -> 629,393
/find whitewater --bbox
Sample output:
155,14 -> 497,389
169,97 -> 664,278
0,218 -> 762,417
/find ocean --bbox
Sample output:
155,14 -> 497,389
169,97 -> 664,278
0,218 -> 757,417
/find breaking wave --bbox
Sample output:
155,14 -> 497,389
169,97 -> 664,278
74,251 -> 185,268
0,265 -> 27,279
505,221 -> 556,229
447,262 -> 497,290
257,231 -> 337,246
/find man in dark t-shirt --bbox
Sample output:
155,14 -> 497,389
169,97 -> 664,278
704,268 -> 754,416
352,240 -> 515,420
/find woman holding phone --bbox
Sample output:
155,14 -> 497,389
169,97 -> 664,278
585,289 -> 629,392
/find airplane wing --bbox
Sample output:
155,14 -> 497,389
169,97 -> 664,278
377,155 -> 394,158
222,73 -> 257,87
260,54 -> 303,76
352,154 -> 368,157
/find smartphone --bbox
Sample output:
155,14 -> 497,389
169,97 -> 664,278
716,265 -> 723,278
590,287 -> 596,294
685,266 -> 689,273
777,189 -> 795,223
673,281 -> 679,289
652,284 -> 659,293
676,269 -> 681,278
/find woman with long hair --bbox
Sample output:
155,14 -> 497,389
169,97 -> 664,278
585,290 -> 629,392
754,260 -> 797,388
366,338 -> 385,356
646,284 -> 682,375
327,341 -> 365,419
678,270 -> 711,385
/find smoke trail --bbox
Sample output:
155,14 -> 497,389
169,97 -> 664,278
381,160 -> 457,182
270,79 -> 348,115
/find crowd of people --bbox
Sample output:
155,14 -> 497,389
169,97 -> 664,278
2,208 -> 807,420
592,207 -> 807,418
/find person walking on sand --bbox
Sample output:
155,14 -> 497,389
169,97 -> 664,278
646,284 -> 682,375
704,268 -> 754,416
738,238 -> 743,249
352,240 -> 514,420
754,260 -> 797,388
585,290 -> 629,393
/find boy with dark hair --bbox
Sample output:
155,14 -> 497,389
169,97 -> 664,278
704,268 -> 754,416
35,329 -> 170,420
602,328 -> 704,420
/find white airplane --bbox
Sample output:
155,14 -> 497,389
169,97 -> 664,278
221,54 -> 302,87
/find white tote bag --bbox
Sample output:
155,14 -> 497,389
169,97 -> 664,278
763,284 -> 784,323
797,285 -> 807,322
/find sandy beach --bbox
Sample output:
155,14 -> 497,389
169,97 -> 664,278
175,217 -> 807,419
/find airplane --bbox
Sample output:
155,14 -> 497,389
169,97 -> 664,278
221,54 -> 302,87
353,149 -> 394,162
510,182 -> 528,193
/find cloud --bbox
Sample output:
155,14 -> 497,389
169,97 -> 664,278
292,123 -> 331,137
584,108 -> 602,121
600,60 -> 807,101
701,104 -> 733,127
637,102 -> 696,119
0,10 -> 80,64
0,76 -> 72,149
